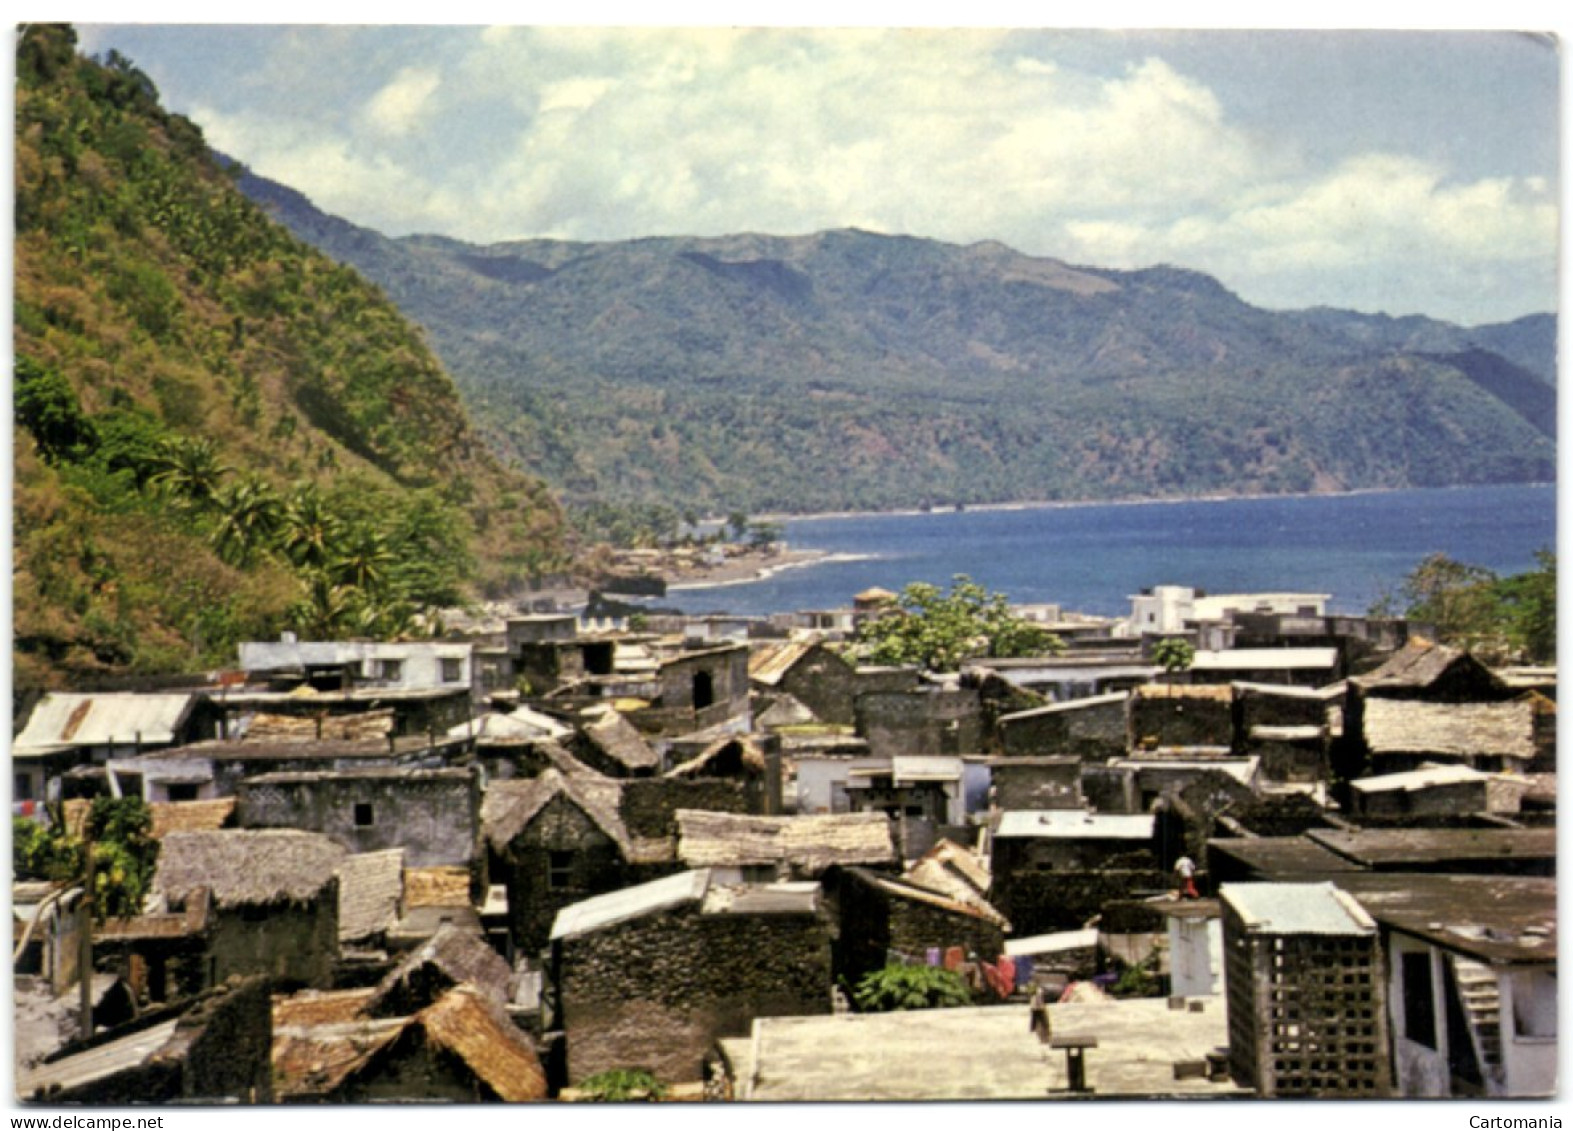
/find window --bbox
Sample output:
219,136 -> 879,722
548,851 -> 574,890
378,659 -> 403,682
14,772 -> 34,802
441,657 -> 464,683
166,783 -> 200,803
1401,951 -> 1437,1049
354,802 -> 375,827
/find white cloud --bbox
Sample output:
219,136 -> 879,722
163,26 -> 1556,322
363,67 -> 442,137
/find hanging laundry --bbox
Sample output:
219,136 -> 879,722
926,947 -> 942,967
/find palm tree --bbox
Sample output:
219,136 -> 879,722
277,483 -> 343,571
149,436 -> 231,506
331,524 -> 396,595
209,474 -> 281,567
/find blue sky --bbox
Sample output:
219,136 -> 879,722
46,8 -> 1568,325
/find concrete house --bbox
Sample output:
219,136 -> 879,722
547,869 -> 832,1088
235,767 -> 482,868
1219,882 -> 1391,1098
151,829 -> 347,990
12,692 -> 218,805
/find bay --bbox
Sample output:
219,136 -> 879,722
668,484 -> 1557,619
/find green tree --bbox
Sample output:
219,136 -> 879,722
1400,553 -> 1505,653
853,574 -> 1064,672
1151,637 -> 1196,687
276,482 -> 344,570
149,435 -> 231,506
85,797 -> 159,920
14,356 -> 97,464
209,473 -> 282,567
1495,550 -> 1556,663
853,963 -> 973,1012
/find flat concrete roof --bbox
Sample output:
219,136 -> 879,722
724,997 -> 1246,1101
1307,827 -> 1557,868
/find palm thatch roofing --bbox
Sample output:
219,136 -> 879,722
1351,638 -> 1502,696
337,849 -> 405,944
153,829 -> 347,909
1362,699 -> 1536,762
482,769 -> 629,855
244,708 -> 394,742
271,1014 -> 406,1100
666,733 -> 768,778
402,865 -> 471,909
582,710 -> 659,772
405,985 -> 548,1102
851,866 -> 1010,929
1133,684 -> 1234,703
675,809 -> 897,873
148,798 -> 236,839
272,987 -> 378,1028
368,923 -> 512,1017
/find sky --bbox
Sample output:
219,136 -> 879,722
39,10 -> 1573,329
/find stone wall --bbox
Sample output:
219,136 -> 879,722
990,759 -> 1082,810
619,778 -> 753,839
210,890 -> 339,990
778,648 -> 858,726
1131,691 -> 1233,749
858,689 -> 983,759
165,975 -> 274,1103
236,770 -> 479,867
989,864 -> 1165,936
998,698 -> 1129,760
555,903 -> 831,1086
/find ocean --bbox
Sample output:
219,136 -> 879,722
665,484 -> 1558,619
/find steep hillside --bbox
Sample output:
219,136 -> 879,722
241,171 -> 1556,516
12,26 -> 570,688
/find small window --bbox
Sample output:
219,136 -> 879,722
354,802 -> 375,827
14,773 -> 34,801
1402,951 -> 1437,1049
441,657 -> 464,683
548,850 -> 574,890
166,783 -> 200,803
379,659 -> 403,682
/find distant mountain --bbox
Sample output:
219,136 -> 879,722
237,167 -> 1557,517
13,27 -> 569,687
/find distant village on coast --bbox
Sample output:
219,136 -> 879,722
13,562 -> 1558,1103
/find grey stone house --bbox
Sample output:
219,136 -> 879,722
748,639 -> 858,726
547,869 -> 832,1088
151,829 -> 347,990
234,766 -> 481,868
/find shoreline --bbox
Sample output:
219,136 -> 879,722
666,550 -> 876,592
747,481 -> 1556,525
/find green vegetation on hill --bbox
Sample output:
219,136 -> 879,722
13,26 -> 571,688
238,177 -> 1557,517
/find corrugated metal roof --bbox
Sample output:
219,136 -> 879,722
1220,882 -> 1375,935
17,1019 -> 181,1098
1005,928 -> 1099,956
1193,649 -> 1339,670
550,869 -> 710,940
13,693 -> 195,753
1350,763 -> 1493,794
994,810 -> 1154,840
749,640 -> 818,685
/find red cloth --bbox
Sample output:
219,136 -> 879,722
996,955 -> 1016,997
943,946 -> 965,971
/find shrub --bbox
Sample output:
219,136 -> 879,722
853,963 -> 973,1012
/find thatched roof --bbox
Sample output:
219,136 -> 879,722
409,985 -> 548,1102
675,809 -> 897,874
368,923 -> 512,1017
583,710 -> 659,772
272,987 -> 378,1029
1352,638 -> 1502,696
854,867 -> 1010,929
666,733 -> 768,779
271,1015 -> 405,1100
337,849 -> 404,944
154,829 -> 347,909
1363,699 -> 1536,761
148,799 -> 235,840
1133,684 -> 1234,703
244,708 -> 394,742
403,865 -> 471,909
482,769 -> 627,854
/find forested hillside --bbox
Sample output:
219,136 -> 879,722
240,175 -> 1557,517
13,26 -> 570,688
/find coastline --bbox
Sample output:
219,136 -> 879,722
666,549 -> 876,592
748,481 -> 1558,526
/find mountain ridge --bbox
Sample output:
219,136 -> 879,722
236,162 -> 1556,517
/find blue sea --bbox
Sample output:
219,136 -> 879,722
667,484 -> 1558,619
